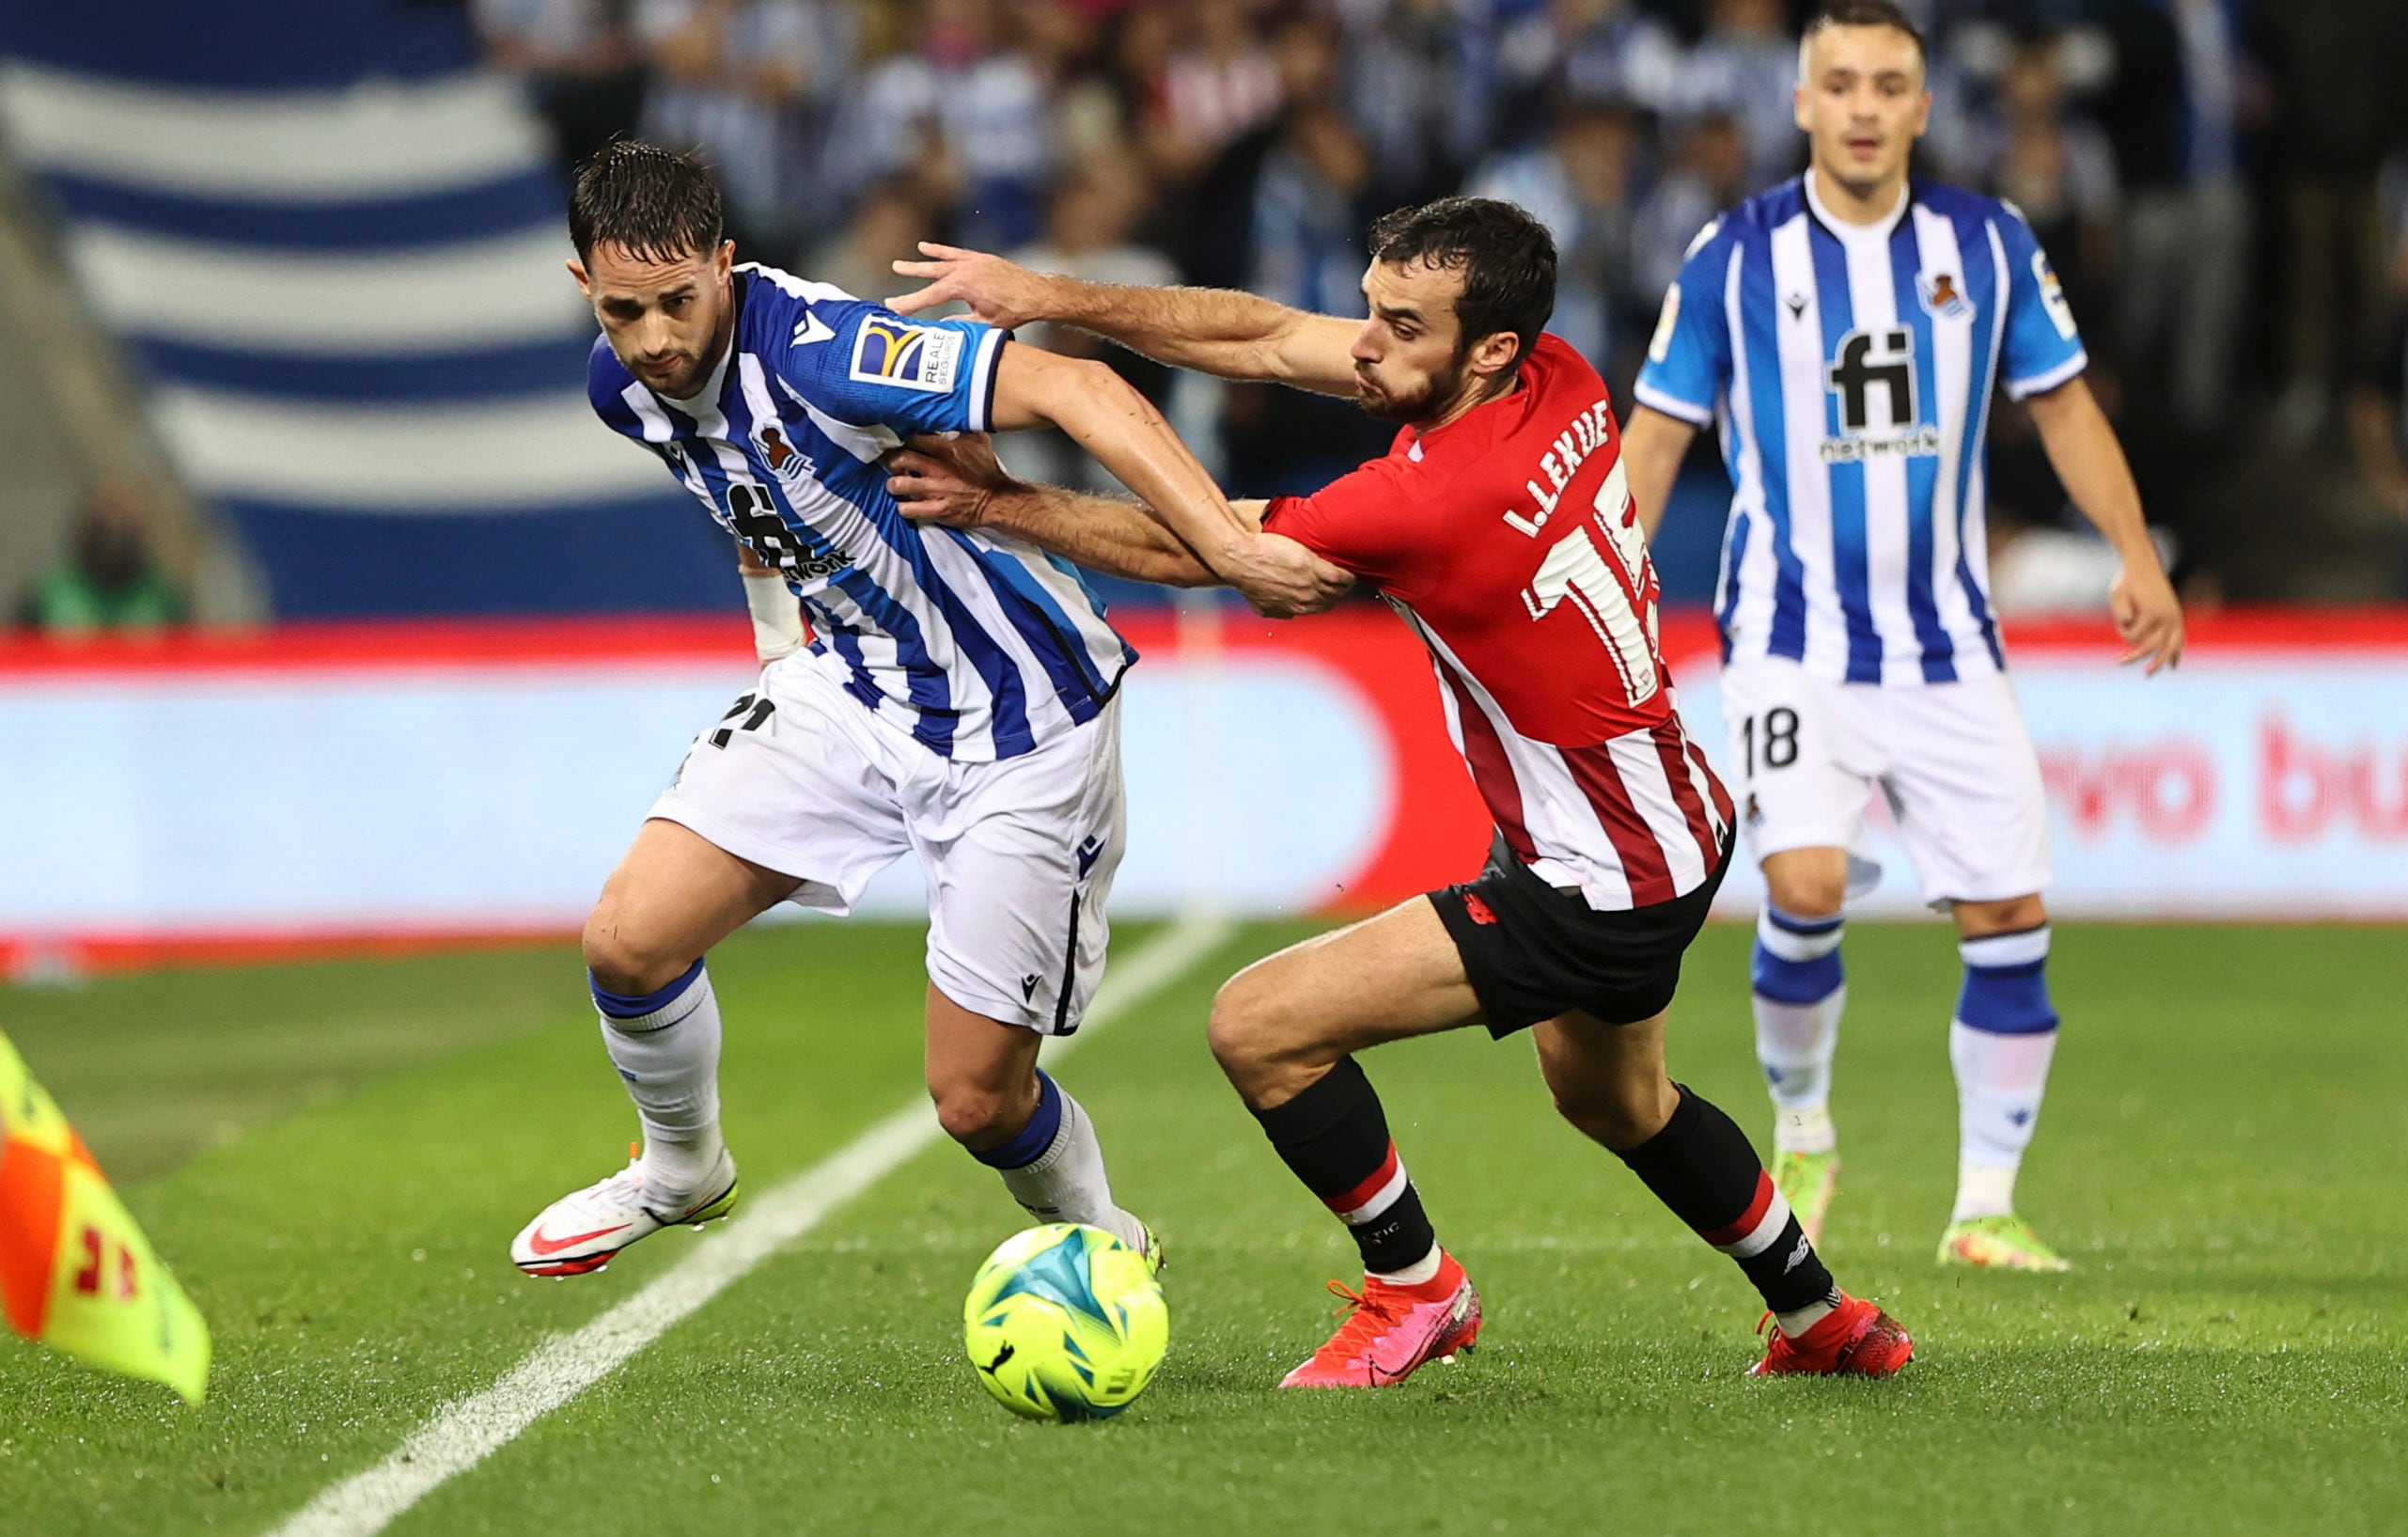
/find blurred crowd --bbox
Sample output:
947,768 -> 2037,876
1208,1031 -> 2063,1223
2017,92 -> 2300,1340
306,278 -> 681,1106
466,0 -> 2408,604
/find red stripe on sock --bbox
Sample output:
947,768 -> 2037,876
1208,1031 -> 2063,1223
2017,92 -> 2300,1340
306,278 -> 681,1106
1699,1169 -> 1776,1248
1323,1141 -> 1402,1217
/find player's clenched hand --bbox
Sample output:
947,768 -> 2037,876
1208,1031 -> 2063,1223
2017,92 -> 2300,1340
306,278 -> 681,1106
2110,561 -> 2184,675
1222,534 -> 1354,619
886,243 -> 1054,328
886,432 -> 1014,527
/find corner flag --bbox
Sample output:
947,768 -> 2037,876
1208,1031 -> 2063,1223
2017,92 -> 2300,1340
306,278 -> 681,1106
0,1029 -> 209,1403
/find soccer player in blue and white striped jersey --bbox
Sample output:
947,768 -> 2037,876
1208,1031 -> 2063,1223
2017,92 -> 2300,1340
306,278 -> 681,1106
508,141 -> 1346,1281
1621,2 -> 2184,1271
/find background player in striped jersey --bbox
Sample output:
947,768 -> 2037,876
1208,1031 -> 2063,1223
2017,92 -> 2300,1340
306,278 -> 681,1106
886,197 -> 1913,1383
509,141 -> 1346,1280
1620,1 -> 2185,1272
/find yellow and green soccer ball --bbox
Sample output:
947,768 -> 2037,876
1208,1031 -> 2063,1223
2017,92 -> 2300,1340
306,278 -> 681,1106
962,1223 -> 1167,1421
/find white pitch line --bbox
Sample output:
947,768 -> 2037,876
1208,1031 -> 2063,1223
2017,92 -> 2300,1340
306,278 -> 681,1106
266,914 -> 1235,1537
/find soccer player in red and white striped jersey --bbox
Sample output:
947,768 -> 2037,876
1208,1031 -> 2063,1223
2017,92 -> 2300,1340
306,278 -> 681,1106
886,198 -> 1912,1383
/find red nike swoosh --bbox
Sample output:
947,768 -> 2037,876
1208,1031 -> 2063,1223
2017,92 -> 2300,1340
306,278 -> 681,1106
525,1222 -> 630,1257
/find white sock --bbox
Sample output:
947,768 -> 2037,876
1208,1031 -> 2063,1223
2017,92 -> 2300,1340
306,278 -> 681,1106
593,960 -> 726,1199
987,1074 -> 1144,1251
1952,1161 -> 2021,1225
1752,908 -> 1846,1152
1947,1027 -> 2057,1218
1775,1290 -> 1840,1338
1367,1246 -> 1442,1287
1949,927 -> 2060,1221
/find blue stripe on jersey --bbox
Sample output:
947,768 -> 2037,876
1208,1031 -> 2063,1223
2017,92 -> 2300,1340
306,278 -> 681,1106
1808,223 -> 1882,683
956,531 -> 1111,714
811,612 -> 884,711
1887,215 -> 1959,682
1737,237 -> 1810,662
1956,220 -> 2008,669
723,396 -> 976,755
1713,506 -> 1752,665
763,405 -> 1039,758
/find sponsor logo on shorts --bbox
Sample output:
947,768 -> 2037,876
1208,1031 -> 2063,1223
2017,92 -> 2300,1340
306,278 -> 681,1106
850,319 -> 962,393
1076,835 -> 1105,880
1462,892 -> 1499,926
1021,974 -> 1041,1001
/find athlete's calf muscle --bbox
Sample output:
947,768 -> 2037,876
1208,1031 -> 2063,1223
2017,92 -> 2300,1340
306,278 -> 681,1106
1208,900 -> 1482,1109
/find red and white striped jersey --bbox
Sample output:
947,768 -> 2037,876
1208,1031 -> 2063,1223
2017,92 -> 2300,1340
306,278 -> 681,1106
1264,334 -> 1731,911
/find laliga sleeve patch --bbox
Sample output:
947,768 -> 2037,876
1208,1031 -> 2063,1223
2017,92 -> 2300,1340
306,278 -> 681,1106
851,319 -> 964,393
1647,285 -> 1681,364
2032,253 -> 2077,340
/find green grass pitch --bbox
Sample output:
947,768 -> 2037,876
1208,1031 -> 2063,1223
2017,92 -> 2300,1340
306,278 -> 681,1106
2,919 -> 2401,1535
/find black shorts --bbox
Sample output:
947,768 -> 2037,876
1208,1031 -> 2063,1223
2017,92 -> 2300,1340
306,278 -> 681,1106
1429,834 -> 1733,1038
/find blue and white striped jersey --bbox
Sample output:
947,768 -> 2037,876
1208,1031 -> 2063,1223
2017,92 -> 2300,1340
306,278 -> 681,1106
590,263 -> 1134,761
1634,176 -> 2087,685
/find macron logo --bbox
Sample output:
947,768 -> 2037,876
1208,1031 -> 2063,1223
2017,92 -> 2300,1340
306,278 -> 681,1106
1076,836 -> 1105,880
791,312 -> 835,348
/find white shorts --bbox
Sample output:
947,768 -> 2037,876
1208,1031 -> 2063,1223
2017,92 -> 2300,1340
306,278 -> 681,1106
1717,654 -> 2051,908
649,652 -> 1126,1034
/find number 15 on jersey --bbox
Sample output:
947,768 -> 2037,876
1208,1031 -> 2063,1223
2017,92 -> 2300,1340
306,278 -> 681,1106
1520,461 -> 1661,705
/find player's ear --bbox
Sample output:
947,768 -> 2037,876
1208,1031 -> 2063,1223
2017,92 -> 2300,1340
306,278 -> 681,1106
568,258 -> 592,300
1470,330 -> 1520,382
714,240 -> 735,281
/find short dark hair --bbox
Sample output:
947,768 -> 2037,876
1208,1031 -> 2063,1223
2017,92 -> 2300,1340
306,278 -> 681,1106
1803,0 -> 1929,70
1365,196 -> 1556,370
569,139 -> 725,263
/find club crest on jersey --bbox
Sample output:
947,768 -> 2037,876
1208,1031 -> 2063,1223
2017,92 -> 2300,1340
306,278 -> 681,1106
751,421 -> 817,484
851,319 -> 962,394
1916,270 -> 1971,320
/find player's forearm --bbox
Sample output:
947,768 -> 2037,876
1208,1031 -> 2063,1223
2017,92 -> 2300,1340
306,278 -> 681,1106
979,484 -> 1219,588
1029,358 -> 1259,572
1038,278 -> 1306,384
1622,406 -> 1698,541
2025,381 -> 2159,568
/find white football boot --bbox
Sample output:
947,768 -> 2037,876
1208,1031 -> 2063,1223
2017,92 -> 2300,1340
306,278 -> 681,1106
511,1149 -> 739,1278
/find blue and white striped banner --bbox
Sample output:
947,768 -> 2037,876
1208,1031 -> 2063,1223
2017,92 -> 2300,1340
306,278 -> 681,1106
0,3 -> 729,616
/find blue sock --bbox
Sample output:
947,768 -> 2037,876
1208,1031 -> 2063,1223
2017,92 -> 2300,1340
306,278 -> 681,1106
972,1069 -> 1064,1170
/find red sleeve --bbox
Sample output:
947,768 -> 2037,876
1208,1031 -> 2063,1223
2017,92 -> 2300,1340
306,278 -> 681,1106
1259,454 -> 1419,589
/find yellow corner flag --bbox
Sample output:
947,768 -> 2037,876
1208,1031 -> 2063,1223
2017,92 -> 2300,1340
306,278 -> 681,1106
0,1029 -> 209,1404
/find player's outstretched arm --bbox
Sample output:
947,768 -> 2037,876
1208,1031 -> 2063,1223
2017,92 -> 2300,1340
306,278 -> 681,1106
985,342 -> 1352,616
2023,377 -> 2185,674
888,433 -> 1353,614
887,243 -> 1360,397
1622,406 -> 1701,542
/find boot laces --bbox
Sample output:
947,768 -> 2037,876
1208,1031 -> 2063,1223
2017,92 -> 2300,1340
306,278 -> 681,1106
1314,1278 -> 1409,1363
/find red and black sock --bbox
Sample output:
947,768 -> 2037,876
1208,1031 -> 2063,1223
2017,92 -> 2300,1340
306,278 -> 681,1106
1246,1055 -> 1436,1277
1615,1084 -> 1836,1315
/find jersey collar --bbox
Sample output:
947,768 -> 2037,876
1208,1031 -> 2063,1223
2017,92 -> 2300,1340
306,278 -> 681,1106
1803,168 -> 1911,245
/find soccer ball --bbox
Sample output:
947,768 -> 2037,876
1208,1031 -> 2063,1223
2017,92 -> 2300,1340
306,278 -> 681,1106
962,1223 -> 1168,1421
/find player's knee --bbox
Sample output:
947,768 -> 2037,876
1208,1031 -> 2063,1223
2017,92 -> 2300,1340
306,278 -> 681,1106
580,905 -> 687,996
1763,863 -> 1847,920
928,1078 -> 1014,1149
1958,893 -> 2047,936
1547,1072 -> 1670,1152
1206,972 -> 1287,1076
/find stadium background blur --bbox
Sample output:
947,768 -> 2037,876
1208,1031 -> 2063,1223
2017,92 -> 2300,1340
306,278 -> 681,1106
1,8 -> 2403,1534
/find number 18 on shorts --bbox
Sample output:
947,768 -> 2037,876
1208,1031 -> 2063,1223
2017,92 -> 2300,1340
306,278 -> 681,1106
1716,654 -> 2052,908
